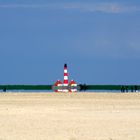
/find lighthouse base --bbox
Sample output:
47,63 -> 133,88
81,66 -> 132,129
52,85 -> 79,92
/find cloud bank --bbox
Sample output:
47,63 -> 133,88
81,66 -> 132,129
63,3 -> 140,13
0,3 -> 140,13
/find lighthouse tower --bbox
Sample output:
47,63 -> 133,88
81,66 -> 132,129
63,64 -> 69,92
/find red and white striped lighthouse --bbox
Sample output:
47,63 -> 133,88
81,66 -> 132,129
53,63 -> 78,92
63,64 -> 69,92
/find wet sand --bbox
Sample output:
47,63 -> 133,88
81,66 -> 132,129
0,92 -> 140,140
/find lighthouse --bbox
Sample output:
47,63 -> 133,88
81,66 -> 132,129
53,64 -> 78,92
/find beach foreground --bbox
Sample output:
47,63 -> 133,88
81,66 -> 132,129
0,92 -> 140,140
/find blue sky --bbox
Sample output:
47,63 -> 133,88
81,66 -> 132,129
0,0 -> 140,85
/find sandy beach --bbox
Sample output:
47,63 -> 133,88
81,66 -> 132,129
0,92 -> 140,140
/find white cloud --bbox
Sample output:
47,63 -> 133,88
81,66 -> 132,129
63,3 -> 122,13
0,3 -> 140,13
